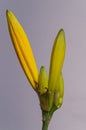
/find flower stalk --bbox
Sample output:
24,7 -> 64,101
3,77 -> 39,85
6,10 -> 66,130
42,106 -> 57,130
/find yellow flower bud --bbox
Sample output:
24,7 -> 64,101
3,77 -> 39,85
6,10 -> 38,89
48,29 -> 66,91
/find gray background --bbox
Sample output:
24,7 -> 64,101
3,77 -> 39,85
0,0 -> 86,130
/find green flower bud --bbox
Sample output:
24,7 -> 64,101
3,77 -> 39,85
38,66 -> 48,95
54,73 -> 64,109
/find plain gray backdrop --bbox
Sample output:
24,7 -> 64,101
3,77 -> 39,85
0,0 -> 86,130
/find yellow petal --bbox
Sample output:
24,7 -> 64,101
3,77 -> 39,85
6,10 -> 38,89
48,29 -> 66,91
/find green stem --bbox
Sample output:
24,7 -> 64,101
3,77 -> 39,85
42,111 -> 49,130
42,117 -> 48,130
42,106 -> 56,130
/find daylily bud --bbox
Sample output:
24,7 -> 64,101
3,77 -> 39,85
45,29 -> 66,111
38,66 -> 48,95
48,29 -> 66,92
6,10 -> 38,89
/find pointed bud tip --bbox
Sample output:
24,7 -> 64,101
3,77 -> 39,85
58,28 -> 65,35
41,66 -> 45,69
6,10 -> 13,19
6,9 -> 9,13
6,10 -> 11,20
6,10 -> 10,16
60,28 -> 64,32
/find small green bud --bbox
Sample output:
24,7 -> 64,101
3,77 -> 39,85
38,66 -> 54,111
54,73 -> 64,109
38,66 -> 48,95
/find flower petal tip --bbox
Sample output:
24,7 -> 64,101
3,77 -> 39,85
6,9 -> 9,13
